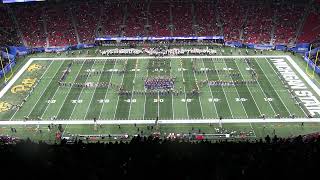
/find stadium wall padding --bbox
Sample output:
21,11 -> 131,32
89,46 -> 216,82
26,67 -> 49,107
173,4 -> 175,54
304,47 -> 320,74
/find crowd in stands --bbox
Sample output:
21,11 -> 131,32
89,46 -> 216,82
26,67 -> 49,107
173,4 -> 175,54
147,1 -> 170,36
13,5 -> 47,47
72,1 -> 100,44
0,134 -> 319,179
194,1 -> 220,36
171,2 -> 194,36
298,5 -> 320,43
273,4 -> 304,44
242,3 -> 273,44
0,5 -> 21,47
123,2 -> 147,37
0,0 -> 319,48
46,4 -> 77,47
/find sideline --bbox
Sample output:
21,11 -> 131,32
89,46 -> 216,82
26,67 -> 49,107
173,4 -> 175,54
0,118 -> 318,125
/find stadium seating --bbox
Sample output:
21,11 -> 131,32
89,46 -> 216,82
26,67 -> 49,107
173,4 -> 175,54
0,5 -> 21,47
298,10 -> 320,43
147,2 -> 171,36
14,5 -> 47,47
217,0 -> 246,42
171,2 -> 194,36
45,4 -> 77,47
100,1 -> 123,37
242,4 -> 273,44
273,4 -> 304,44
194,1 -> 219,36
123,2 -> 147,37
73,1 -> 100,44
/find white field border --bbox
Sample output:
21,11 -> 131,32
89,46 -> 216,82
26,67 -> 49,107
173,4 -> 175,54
1,55 -> 320,124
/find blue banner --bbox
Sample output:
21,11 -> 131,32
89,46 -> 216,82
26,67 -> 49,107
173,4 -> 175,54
96,36 -> 224,41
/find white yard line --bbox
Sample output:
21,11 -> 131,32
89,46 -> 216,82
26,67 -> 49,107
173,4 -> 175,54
143,62 -> 148,120
51,61 -> 86,119
113,59 -> 127,120
170,60 -> 175,120
239,50 -> 276,115
128,59 -> 139,119
191,58 -> 204,118
232,57 -> 262,116
24,61 -> 59,119
69,60 -> 98,119
211,59 -> 235,118
201,58 -> 218,118
180,60 -> 190,119
220,59 -> 248,118
250,58 -> 277,115
256,58 -> 292,115
98,60 -> 117,119
83,61 -> 109,119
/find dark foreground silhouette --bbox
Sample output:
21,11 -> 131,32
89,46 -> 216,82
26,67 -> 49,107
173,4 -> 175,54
0,134 -> 319,180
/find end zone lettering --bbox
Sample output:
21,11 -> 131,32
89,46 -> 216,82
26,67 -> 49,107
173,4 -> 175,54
271,58 -> 320,116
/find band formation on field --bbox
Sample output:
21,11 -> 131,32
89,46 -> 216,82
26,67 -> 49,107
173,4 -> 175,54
1,55 -> 320,125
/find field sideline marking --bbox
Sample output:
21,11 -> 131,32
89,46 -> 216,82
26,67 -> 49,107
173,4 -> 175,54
1,118 -> 320,125
9,61 -> 56,120
286,56 -> 320,97
0,58 -> 34,98
25,61 -> 60,119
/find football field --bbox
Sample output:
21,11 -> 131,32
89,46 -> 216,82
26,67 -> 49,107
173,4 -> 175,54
1,50 -> 320,141
1,55 -> 319,121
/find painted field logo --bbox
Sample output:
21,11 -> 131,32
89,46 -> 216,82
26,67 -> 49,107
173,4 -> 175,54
0,101 -> 12,112
11,78 -> 37,94
27,64 -> 42,72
